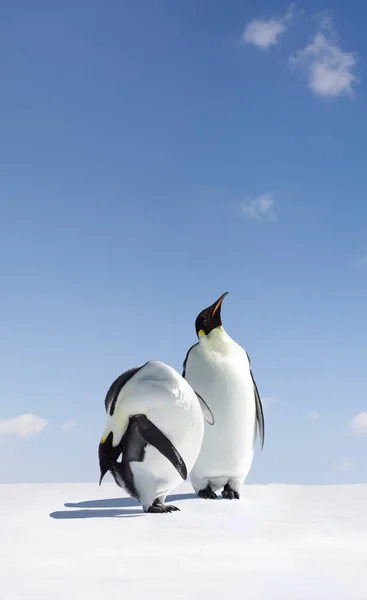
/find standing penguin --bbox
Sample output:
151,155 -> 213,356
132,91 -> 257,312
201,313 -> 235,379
98,360 -> 214,513
182,293 -> 264,500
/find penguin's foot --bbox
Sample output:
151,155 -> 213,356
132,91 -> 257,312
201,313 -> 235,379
221,484 -> 240,500
197,485 -> 218,500
146,499 -> 180,514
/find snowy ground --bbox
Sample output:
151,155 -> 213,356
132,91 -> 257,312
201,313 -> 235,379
1,482 -> 367,599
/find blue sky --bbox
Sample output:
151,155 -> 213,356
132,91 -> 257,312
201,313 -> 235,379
1,0 -> 367,485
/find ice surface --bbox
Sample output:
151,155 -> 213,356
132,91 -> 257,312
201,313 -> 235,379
1,481 -> 367,599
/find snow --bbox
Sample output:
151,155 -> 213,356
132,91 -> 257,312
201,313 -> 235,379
1,482 -> 367,599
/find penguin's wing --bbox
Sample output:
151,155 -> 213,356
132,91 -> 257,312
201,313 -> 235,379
182,344 -> 214,424
101,417 -> 152,495
250,369 -> 265,450
195,392 -> 215,425
104,364 -> 147,415
100,415 -> 188,488
134,414 -> 188,480
246,352 -> 264,449
182,343 -> 198,378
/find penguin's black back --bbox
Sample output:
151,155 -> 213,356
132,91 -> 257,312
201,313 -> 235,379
104,363 -> 147,416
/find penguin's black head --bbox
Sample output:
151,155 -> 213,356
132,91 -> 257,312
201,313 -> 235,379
98,431 -> 123,486
195,292 -> 229,338
98,432 -> 113,485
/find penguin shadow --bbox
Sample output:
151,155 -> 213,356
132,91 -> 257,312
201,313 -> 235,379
49,492 -> 197,520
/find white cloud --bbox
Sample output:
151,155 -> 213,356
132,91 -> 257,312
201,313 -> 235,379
336,460 -> 354,472
240,192 -> 277,221
61,419 -> 77,432
350,412 -> 367,436
307,411 -> 320,421
0,414 -> 48,438
242,4 -> 295,49
290,17 -> 358,97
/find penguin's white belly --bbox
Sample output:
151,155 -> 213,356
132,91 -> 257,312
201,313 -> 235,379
186,350 -> 256,486
130,446 -> 183,504
113,361 -> 204,503
129,401 -> 204,505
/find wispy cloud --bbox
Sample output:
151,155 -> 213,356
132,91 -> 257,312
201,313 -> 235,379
350,412 -> 367,436
61,419 -> 77,432
307,410 -> 320,421
241,4 -> 295,49
240,192 -> 277,221
336,460 -> 354,472
0,414 -> 48,438
290,17 -> 359,97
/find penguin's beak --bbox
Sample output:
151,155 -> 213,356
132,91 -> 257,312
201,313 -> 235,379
98,437 -> 111,486
211,292 -> 229,318
98,431 -> 118,486
99,463 -> 109,486
98,429 -> 126,486
195,292 -> 229,337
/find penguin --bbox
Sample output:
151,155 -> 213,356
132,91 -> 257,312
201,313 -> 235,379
98,360 -> 214,513
182,292 -> 264,500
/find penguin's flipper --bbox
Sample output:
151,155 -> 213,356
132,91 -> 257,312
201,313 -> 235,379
107,416 -> 149,499
250,370 -> 265,450
182,345 -> 214,423
135,415 -> 188,480
195,392 -> 215,425
182,343 -> 198,378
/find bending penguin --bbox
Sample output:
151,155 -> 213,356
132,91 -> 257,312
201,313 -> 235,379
182,292 -> 264,500
98,360 -> 214,513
